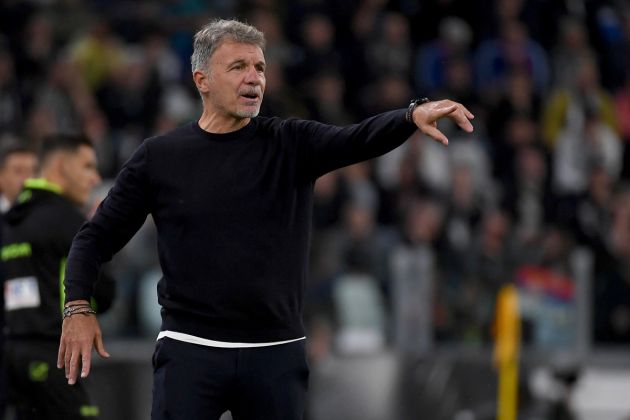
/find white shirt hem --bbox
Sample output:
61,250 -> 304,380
157,330 -> 306,348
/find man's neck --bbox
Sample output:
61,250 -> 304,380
198,109 -> 250,134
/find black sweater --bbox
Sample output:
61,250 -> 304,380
66,110 -> 416,342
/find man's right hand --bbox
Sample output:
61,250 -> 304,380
57,300 -> 110,385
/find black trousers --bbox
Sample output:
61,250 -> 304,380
5,339 -> 99,420
151,338 -> 310,420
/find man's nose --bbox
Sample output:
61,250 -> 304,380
244,66 -> 262,84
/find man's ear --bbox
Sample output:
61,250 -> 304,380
193,70 -> 210,94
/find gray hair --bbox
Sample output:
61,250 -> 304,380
191,19 -> 266,73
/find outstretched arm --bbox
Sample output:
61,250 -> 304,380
295,99 -> 475,179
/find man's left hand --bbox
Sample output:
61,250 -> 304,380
411,99 -> 474,146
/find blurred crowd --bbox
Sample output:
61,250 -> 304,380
1,0 -> 630,360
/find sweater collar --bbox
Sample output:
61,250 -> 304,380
192,118 -> 258,142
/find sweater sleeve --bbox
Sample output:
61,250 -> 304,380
64,142 -> 153,302
291,109 -> 417,179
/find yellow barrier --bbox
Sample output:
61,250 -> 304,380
493,284 -> 521,420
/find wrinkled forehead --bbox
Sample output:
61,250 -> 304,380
210,40 -> 265,64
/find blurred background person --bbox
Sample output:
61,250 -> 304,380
0,143 -> 37,214
2,134 -> 114,420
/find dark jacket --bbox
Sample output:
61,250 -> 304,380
2,178 -> 114,339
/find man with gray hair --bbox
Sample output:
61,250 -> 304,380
58,18 -> 474,419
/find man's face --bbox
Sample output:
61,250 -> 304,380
0,152 -> 37,202
60,145 -> 101,207
200,41 -> 266,119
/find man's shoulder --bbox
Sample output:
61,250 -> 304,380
144,122 -> 196,148
255,115 -> 318,137
16,193 -> 84,238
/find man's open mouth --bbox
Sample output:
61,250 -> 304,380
240,93 -> 260,100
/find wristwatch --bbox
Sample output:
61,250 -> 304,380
405,97 -> 431,123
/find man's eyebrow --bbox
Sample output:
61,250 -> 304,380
224,58 -> 266,68
226,59 -> 246,67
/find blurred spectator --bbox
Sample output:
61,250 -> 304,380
472,208 -> 512,283
593,187 -> 630,343
360,75 -> 412,117
96,47 -> 161,137
81,109 -> 117,178
552,101 -> 622,195
366,12 -> 412,79
292,13 -> 341,87
415,132 -> 450,194
436,55 -> 478,111
464,208 -> 514,342
550,17 -> 596,89
305,71 -> 353,125
486,70 -> 541,179
542,56 -> 618,149
441,163 -> 485,282
159,0 -> 213,76
34,55 -> 95,137
323,201 -> 392,295
69,20 -> 125,92
23,105 -> 57,149
248,8 -> 301,71
11,13 -> 58,112
434,163 -> 488,343
142,29 -> 183,86
413,0 -> 479,44
591,5 -> 627,90
614,73 -> 630,178
375,133 -> 426,225
260,63 -> 309,119
414,16 -> 473,95
342,162 -> 378,213
514,227 -> 577,349
502,144 -> 554,264
391,196 -> 444,353
312,171 -> 346,231
341,0 -> 385,112
0,49 -> 22,137
0,1 -> 36,49
333,260 -> 388,355
568,166 -> 615,254
0,142 -> 37,213
349,0 -> 388,44
475,19 -> 549,104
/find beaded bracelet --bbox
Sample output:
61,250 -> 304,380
63,304 -> 96,320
